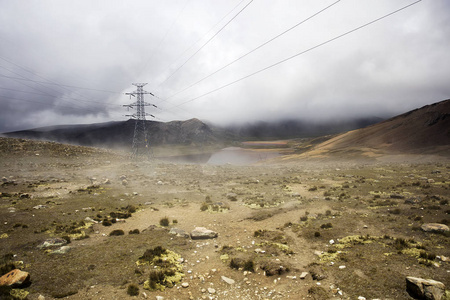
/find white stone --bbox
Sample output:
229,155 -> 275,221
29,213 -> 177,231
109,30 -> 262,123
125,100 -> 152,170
221,276 -> 235,285
300,272 -> 308,279
208,288 -> 216,294
181,282 -> 189,288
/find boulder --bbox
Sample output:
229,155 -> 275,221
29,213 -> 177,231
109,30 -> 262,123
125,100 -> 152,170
169,228 -> 189,238
421,223 -> 449,234
406,276 -> 446,300
226,193 -> 238,201
37,237 -> 68,249
0,269 -> 31,287
190,227 -> 218,240
51,246 -> 72,254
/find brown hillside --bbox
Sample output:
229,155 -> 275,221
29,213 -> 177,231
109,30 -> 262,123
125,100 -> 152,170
302,99 -> 450,158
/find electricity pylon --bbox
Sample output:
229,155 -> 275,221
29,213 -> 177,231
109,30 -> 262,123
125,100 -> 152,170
123,83 -> 157,158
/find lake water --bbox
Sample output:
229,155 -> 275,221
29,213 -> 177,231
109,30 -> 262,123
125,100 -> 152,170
158,147 -> 281,165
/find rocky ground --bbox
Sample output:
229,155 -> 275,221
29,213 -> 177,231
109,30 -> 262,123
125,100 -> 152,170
0,137 -> 449,300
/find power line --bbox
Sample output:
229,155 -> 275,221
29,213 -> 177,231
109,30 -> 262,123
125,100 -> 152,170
137,0 -> 191,80
0,56 -> 115,105
158,0 -> 254,86
0,74 -> 120,93
169,0 -> 422,110
165,0 -> 341,101
0,95 -> 109,115
154,0 -> 246,87
0,86 -> 120,108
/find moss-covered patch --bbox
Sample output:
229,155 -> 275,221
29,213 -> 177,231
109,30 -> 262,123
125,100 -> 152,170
137,246 -> 184,291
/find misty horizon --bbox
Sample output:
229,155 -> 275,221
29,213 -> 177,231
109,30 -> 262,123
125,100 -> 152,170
1,1 -> 450,133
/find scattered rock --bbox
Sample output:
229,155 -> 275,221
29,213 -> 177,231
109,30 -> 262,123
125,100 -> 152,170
406,276 -> 445,300
208,288 -> 216,294
300,272 -> 308,279
51,246 -> 72,254
226,193 -> 238,201
221,276 -> 235,285
37,237 -> 68,249
169,228 -> 189,238
155,296 -> 164,300
122,179 -> 128,186
261,261 -> 290,276
181,282 -> 189,288
390,194 -> 405,199
0,269 -> 31,287
421,223 -> 449,234
190,227 -> 218,240
38,295 -> 45,300
84,217 -> 97,223
405,197 -> 421,204
33,205 -> 48,210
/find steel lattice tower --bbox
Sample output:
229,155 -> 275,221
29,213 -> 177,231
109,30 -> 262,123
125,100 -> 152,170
123,83 -> 156,158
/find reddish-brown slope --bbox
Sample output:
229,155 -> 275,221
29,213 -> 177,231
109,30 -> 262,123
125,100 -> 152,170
311,99 -> 450,156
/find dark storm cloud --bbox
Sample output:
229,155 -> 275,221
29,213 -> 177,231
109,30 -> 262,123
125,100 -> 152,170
0,0 -> 449,132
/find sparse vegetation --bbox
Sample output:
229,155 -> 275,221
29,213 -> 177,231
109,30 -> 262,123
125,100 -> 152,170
127,284 -> 139,296
1,135 -> 449,300
109,229 -> 125,236
159,217 -> 170,227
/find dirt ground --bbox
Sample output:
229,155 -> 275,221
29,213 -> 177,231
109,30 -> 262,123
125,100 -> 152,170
0,137 -> 449,299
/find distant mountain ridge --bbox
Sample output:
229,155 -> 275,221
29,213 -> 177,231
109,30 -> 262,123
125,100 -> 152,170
3,116 -> 383,148
4,118 -> 222,148
226,117 -> 383,140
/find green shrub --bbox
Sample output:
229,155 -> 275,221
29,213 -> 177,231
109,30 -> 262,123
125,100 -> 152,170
127,284 -> 139,296
320,223 -> 333,229
243,260 -> 255,272
127,205 -> 137,213
109,229 -> 125,236
200,203 -> 209,211
159,217 -> 170,227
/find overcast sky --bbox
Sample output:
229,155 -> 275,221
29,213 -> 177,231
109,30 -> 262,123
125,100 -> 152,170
0,0 -> 449,132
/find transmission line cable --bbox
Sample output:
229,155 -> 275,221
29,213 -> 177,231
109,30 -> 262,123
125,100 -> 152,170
169,0 -> 422,110
137,0 -> 191,80
0,66 -> 94,112
0,56 -> 121,107
0,95 -> 105,114
0,66 -> 121,109
155,0 -> 246,85
165,0 -> 341,101
0,86 -> 120,108
158,0 -> 254,86
0,75 -> 121,93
